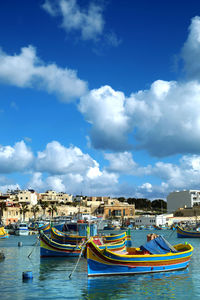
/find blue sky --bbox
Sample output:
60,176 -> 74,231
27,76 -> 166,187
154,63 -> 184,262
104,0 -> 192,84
1,0 -> 200,199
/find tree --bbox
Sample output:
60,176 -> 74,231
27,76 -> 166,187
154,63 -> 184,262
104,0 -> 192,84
117,197 -> 126,202
151,199 -> 167,212
20,203 -> 29,222
127,198 -> 151,210
39,201 -> 49,217
48,204 -> 57,219
31,205 -> 40,221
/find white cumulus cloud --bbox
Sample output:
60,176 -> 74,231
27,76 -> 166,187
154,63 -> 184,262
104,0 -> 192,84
77,17 -> 200,157
35,141 -> 99,175
0,141 -> 33,173
79,85 -> 131,151
104,151 -> 152,176
182,16 -> 200,80
0,45 -> 87,102
42,0 -> 104,41
80,79 -> 200,156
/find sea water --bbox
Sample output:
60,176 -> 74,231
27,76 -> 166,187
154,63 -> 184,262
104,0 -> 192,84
0,230 -> 200,300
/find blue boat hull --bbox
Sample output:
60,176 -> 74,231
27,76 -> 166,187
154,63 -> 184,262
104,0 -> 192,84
40,247 -> 81,257
87,258 -> 191,276
177,226 -> 200,238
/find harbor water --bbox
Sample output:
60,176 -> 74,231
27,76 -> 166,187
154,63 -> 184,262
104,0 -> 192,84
0,230 -> 200,299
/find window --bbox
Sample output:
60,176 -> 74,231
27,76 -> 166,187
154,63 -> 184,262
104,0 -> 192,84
114,210 -> 121,216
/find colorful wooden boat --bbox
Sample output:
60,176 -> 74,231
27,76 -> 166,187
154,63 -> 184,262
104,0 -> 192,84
28,221 -> 51,233
86,235 -> 193,277
104,231 -> 127,243
50,227 -> 85,244
38,222 -> 51,234
50,227 -> 127,244
40,232 -> 127,257
0,226 -> 9,239
177,226 -> 200,238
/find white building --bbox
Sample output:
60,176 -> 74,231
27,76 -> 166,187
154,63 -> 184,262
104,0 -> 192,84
17,189 -> 38,206
134,214 -> 168,227
167,190 -> 200,213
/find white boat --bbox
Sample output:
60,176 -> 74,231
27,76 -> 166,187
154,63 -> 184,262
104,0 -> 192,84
15,223 -> 29,236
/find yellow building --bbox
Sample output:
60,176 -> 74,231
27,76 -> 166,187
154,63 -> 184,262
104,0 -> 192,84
102,199 -> 135,219
39,190 -> 72,204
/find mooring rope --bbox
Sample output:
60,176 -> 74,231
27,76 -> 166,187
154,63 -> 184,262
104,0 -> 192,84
28,236 -> 40,259
167,227 -> 176,240
68,239 -> 88,279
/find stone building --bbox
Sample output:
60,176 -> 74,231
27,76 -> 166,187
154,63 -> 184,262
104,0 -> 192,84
17,190 -> 38,205
40,190 -> 72,204
101,199 -> 135,219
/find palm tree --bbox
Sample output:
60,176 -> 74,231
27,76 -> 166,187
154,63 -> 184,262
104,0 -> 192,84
0,201 -> 7,225
20,203 -> 29,222
39,201 -> 49,217
31,205 -> 40,221
47,204 -> 57,219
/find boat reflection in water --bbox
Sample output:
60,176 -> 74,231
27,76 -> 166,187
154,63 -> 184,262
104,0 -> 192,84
39,257 -> 84,281
86,269 -> 190,299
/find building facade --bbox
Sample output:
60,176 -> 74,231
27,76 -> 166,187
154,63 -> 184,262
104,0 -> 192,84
40,190 -> 72,204
134,214 -> 168,227
103,199 -> 135,219
167,190 -> 200,213
17,190 -> 38,205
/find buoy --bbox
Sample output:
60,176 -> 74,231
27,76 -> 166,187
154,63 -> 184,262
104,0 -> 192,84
18,242 -> 23,247
22,271 -> 33,281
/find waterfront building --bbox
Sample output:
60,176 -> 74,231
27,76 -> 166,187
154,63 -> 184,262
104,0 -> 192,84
85,196 -> 107,214
167,190 -> 200,213
4,206 -> 22,225
134,214 -> 169,227
102,199 -> 135,219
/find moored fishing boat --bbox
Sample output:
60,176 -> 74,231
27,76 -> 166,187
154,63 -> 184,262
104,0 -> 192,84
50,227 -> 127,244
103,224 -> 116,230
40,232 -> 84,257
0,226 -> 9,239
38,222 -> 51,234
28,221 -> 51,234
177,225 -> 200,238
40,232 -> 127,257
15,223 -> 29,236
86,235 -> 193,277
51,227 -> 85,244
103,231 -> 127,243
